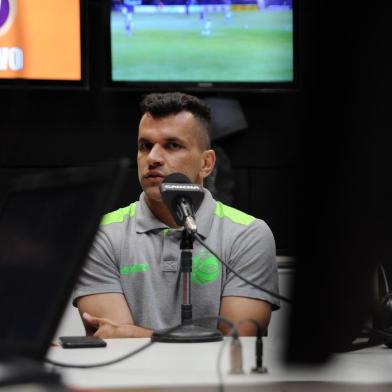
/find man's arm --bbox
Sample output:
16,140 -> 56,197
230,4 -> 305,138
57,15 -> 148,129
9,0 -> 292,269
219,296 -> 271,336
218,217 -> 278,337
77,293 -> 153,338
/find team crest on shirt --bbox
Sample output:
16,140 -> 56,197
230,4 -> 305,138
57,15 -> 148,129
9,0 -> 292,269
0,0 -> 17,37
192,249 -> 220,285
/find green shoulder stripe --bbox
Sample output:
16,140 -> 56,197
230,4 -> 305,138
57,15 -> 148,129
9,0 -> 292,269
101,202 -> 137,226
214,201 -> 256,226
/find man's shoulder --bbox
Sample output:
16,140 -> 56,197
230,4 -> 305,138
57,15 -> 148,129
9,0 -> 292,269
100,201 -> 138,226
213,201 -> 256,227
212,200 -> 273,240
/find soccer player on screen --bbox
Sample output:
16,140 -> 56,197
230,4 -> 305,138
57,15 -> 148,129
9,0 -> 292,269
121,5 -> 133,36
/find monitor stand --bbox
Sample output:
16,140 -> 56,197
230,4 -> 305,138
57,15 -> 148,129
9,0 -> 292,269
0,356 -> 62,388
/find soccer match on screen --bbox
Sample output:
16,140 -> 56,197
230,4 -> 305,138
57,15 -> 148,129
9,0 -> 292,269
110,0 -> 293,83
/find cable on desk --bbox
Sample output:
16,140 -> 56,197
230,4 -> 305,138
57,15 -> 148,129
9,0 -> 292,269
45,339 -> 155,369
362,326 -> 392,347
45,316 -> 235,369
193,233 -> 292,304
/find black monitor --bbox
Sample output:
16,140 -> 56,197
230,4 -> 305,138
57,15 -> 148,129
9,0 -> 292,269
0,159 -> 128,361
285,219 -> 380,364
284,96 -> 391,364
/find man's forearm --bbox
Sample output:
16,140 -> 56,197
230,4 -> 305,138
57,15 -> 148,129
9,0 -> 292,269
90,322 -> 154,339
119,324 -> 154,338
86,322 -> 153,338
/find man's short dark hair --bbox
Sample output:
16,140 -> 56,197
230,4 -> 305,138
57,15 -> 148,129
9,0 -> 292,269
140,92 -> 211,150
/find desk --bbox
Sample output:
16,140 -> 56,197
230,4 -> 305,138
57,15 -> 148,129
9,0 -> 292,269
46,337 -> 392,391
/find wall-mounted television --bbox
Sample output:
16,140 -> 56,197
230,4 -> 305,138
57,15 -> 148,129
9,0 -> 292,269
105,0 -> 297,92
0,0 -> 87,88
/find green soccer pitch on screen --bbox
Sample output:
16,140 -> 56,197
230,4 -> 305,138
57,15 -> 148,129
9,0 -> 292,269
109,0 -> 294,90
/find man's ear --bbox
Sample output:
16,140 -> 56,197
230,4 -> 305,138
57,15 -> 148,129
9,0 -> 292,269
200,149 -> 216,179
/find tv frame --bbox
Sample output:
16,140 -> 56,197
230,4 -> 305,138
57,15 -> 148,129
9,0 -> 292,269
103,0 -> 300,93
0,0 -> 89,90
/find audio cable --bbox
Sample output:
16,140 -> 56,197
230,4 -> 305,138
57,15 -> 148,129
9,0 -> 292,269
193,232 -> 292,304
45,316 -> 235,369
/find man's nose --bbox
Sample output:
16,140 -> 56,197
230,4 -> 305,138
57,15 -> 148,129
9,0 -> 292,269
147,144 -> 164,166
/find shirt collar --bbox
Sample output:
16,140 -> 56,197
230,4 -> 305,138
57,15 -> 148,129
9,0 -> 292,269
135,189 -> 216,239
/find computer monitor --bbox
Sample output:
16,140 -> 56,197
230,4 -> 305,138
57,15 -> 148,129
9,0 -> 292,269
284,121 -> 389,364
0,159 -> 128,361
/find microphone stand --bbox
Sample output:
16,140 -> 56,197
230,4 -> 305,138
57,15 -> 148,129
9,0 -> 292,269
151,229 -> 223,343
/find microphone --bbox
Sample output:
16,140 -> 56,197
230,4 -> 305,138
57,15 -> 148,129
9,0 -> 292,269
159,173 -> 204,233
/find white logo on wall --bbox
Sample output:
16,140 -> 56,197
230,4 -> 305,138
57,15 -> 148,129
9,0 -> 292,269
0,0 -> 17,37
0,0 -> 23,71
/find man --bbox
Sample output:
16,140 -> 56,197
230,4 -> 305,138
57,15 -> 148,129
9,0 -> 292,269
73,92 -> 279,338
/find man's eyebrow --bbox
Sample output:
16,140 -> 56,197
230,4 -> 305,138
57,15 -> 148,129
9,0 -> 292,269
138,136 -> 185,144
165,137 -> 183,143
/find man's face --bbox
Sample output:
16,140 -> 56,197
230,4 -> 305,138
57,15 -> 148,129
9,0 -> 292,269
137,111 -> 212,204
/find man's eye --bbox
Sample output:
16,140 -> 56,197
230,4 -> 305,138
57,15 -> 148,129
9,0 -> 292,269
166,142 -> 181,150
139,142 -> 151,151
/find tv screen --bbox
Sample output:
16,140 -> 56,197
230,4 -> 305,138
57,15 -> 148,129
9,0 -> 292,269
0,0 -> 85,85
108,0 -> 295,91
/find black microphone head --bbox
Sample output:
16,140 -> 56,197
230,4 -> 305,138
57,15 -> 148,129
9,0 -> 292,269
160,173 -> 205,226
163,173 -> 192,184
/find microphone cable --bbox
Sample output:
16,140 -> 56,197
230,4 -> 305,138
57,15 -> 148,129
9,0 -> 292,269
45,339 -> 154,369
45,316 -> 236,369
46,316 -> 266,392
193,232 -> 292,304
361,326 -> 392,345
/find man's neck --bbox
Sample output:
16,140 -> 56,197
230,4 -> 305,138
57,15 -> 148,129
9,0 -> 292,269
145,197 -> 179,228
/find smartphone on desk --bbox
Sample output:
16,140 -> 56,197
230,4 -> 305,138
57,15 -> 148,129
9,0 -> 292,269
59,335 -> 107,349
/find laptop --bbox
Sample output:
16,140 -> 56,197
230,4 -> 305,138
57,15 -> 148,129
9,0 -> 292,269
0,158 -> 129,386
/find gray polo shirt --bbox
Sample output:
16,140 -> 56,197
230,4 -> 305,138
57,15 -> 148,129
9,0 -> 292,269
73,189 -> 279,330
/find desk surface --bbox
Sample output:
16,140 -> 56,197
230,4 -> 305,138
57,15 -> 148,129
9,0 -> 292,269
46,337 -> 392,391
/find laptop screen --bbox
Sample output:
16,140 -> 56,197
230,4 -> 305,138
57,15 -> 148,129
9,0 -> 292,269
0,160 -> 128,360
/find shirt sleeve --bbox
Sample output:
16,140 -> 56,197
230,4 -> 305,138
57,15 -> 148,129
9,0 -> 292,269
72,225 -> 123,306
222,219 -> 280,310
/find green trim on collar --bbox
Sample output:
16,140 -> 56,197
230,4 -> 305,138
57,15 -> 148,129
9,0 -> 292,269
101,202 -> 137,226
214,201 -> 255,226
